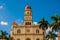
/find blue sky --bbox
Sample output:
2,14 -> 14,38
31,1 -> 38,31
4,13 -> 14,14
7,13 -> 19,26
0,0 -> 60,34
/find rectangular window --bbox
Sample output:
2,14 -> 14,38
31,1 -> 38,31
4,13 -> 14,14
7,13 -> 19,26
25,22 -> 31,25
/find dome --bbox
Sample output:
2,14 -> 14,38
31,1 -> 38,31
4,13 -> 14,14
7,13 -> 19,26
25,5 -> 31,9
13,22 -> 17,25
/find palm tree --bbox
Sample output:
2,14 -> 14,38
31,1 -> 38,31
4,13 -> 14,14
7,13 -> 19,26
38,17 -> 49,30
46,31 -> 57,40
51,14 -> 60,22
8,35 -> 13,40
51,14 -> 60,31
0,30 -> 8,40
38,17 -> 49,40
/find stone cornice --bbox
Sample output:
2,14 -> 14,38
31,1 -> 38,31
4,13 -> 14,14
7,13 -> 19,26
12,34 -> 44,36
13,25 -> 39,28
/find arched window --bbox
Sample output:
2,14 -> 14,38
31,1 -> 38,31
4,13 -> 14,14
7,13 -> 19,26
27,11 -> 30,14
26,38 -> 30,40
11,37 -> 14,40
17,29 -> 21,34
27,11 -> 31,15
36,29 -> 39,34
17,38 -> 20,40
36,38 -> 39,40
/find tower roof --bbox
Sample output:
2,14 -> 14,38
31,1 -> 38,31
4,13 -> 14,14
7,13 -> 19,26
25,5 -> 31,9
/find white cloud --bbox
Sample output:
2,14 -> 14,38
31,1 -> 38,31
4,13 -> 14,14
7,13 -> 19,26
33,22 -> 39,25
0,21 -> 8,26
0,5 -> 3,9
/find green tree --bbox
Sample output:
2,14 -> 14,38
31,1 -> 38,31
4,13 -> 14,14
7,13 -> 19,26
0,30 -> 8,40
38,18 -> 49,40
7,35 -> 13,40
46,31 -> 57,40
38,17 -> 49,30
51,14 -> 60,31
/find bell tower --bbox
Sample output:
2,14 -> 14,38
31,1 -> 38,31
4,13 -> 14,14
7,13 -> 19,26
24,5 -> 32,25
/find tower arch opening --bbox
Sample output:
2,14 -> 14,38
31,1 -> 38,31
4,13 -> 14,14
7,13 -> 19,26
26,38 -> 31,40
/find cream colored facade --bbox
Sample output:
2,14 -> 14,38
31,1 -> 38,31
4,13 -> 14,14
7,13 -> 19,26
57,33 -> 60,40
11,5 -> 45,40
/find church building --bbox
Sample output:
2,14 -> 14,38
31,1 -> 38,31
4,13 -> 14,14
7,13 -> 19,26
11,5 -> 45,40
